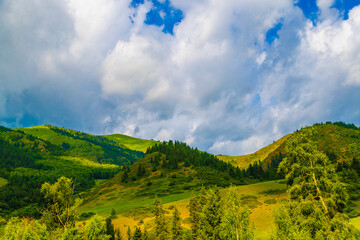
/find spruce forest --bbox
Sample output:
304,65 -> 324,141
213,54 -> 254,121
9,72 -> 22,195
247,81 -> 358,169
0,122 -> 360,239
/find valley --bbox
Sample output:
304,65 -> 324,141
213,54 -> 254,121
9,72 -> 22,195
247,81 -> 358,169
0,122 -> 360,239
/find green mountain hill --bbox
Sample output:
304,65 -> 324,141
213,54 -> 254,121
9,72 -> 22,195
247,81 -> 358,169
1,122 -> 360,239
18,125 -> 144,165
218,133 -> 292,168
0,125 -> 145,217
101,134 -> 158,152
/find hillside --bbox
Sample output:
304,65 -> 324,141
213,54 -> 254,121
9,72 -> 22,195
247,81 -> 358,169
79,122 -> 360,239
101,134 -> 158,152
19,125 -> 144,166
218,134 -> 291,168
0,125 -> 143,217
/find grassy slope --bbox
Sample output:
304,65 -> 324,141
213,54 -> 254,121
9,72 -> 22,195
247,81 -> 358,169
217,134 -> 291,168
19,125 -> 103,162
102,134 -> 158,152
0,178 -> 8,188
81,180 -> 287,240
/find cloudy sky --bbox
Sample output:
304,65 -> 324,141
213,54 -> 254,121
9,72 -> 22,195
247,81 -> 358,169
1,0 -> 360,155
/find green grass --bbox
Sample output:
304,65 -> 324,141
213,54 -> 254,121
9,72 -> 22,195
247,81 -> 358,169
218,134 -> 291,168
350,216 -> 360,230
81,179 -> 288,239
0,177 -> 8,188
102,134 -> 158,152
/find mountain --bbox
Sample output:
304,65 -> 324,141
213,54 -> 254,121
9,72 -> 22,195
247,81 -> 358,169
1,122 -> 360,238
217,133 -> 291,168
0,125 -> 147,217
101,134 -> 158,152
78,122 -> 360,239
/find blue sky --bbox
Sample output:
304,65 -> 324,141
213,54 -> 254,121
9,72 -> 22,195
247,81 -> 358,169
0,0 -> 360,155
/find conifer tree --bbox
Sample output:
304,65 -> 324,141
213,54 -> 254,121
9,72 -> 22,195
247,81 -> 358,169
105,217 -> 115,240
171,207 -> 183,240
132,227 -> 142,240
189,186 -> 207,239
127,226 -> 132,240
200,187 -> 223,239
154,195 -> 168,240
115,229 -> 123,240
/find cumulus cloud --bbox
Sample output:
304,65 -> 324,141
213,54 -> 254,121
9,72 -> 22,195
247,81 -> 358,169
0,0 -> 360,155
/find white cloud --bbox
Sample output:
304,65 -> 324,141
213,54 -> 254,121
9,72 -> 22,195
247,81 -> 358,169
1,0 -> 360,155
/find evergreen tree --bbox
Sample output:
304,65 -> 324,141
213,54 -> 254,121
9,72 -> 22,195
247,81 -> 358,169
115,229 -> 123,240
171,207 -> 183,240
106,217 -> 115,240
189,186 -> 207,239
132,227 -> 142,240
154,195 -> 169,240
127,226 -> 132,240
142,226 -> 149,240
200,187 -> 223,239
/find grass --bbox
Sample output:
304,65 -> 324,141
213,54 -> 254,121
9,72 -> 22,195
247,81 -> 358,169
102,134 -> 158,152
0,177 -> 8,188
80,180 -> 288,239
217,134 -> 291,168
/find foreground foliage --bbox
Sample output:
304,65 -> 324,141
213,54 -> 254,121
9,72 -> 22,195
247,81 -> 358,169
273,129 -> 360,239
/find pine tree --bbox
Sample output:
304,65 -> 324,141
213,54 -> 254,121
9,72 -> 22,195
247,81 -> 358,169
105,217 -> 115,240
154,195 -> 168,240
189,187 -> 207,239
200,187 -> 223,239
171,207 -> 182,240
132,227 -> 142,240
115,229 -> 123,240
127,226 -> 131,240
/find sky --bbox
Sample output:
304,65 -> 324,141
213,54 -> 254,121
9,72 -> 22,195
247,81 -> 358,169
1,0 -> 360,156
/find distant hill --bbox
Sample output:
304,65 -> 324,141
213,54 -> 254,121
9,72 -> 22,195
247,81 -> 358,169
218,134 -> 292,168
101,134 -> 158,152
219,122 -> 360,169
0,125 -> 145,217
19,125 -> 144,166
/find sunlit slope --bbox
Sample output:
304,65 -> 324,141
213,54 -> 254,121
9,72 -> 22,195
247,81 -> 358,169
217,134 -> 292,168
102,134 -> 158,152
80,179 -> 287,240
18,125 -> 143,165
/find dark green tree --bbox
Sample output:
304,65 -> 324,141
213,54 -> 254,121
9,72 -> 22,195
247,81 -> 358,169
127,226 -> 132,240
154,195 -> 168,240
132,227 -> 142,240
106,217 -> 115,240
171,207 -> 183,240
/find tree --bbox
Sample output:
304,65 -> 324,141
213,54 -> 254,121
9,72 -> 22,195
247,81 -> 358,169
273,129 -> 359,239
40,176 -> 82,230
106,217 -> 115,240
171,207 -> 183,240
189,186 -> 207,239
154,195 -> 169,240
127,226 -> 131,240
1,217 -> 48,240
221,187 -> 254,240
84,215 -> 111,240
132,227 -> 142,240
115,229 -> 123,240
200,187 -> 223,239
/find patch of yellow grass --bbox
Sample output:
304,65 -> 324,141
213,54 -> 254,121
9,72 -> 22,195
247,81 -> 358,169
218,134 -> 291,168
